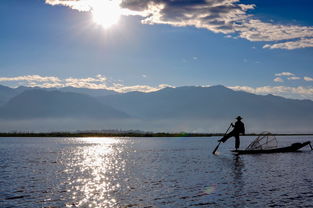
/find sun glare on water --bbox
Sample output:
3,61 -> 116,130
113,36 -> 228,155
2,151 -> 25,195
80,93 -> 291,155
91,0 -> 122,29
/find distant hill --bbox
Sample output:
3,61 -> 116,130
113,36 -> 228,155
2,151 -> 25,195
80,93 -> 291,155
0,85 -> 118,106
1,85 -> 313,132
0,85 -> 19,106
98,85 -> 313,132
98,85 -> 312,118
0,89 -> 129,119
57,86 -> 117,97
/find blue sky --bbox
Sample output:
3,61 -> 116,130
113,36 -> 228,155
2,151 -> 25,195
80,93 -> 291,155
1,0 -> 313,99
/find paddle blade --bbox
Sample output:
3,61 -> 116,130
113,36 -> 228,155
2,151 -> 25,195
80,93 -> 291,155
212,141 -> 221,154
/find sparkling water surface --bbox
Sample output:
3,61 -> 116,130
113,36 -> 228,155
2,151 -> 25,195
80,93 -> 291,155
1,136 -> 313,208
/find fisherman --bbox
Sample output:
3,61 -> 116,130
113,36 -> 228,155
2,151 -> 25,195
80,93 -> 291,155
218,116 -> 245,150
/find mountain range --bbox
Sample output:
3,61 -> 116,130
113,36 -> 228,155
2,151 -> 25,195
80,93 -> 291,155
98,85 -> 313,120
0,84 -> 313,133
0,85 -> 116,106
0,89 -> 128,119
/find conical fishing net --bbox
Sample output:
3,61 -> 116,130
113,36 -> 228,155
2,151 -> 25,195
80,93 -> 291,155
246,132 -> 278,150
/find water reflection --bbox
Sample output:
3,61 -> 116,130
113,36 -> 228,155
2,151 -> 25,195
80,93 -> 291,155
62,137 -> 124,208
233,154 -> 244,182
212,154 -> 246,207
232,155 -> 245,207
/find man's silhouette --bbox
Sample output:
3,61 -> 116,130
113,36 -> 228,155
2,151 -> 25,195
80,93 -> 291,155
219,116 -> 245,150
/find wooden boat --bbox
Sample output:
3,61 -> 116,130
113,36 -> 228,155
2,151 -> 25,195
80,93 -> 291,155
232,141 -> 312,154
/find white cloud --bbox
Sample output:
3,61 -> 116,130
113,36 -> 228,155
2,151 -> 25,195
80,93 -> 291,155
238,20 -> 313,42
0,74 -> 172,93
273,77 -> 283,83
264,38 -> 313,50
45,0 -> 313,50
109,83 -> 174,93
304,76 -> 313,81
275,72 -> 295,77
229,85 -> 313,100
287,76 -> 301,80
45,0 -> 101,12
37,82 -> 65,88
0,75 -> 61,82
231,73 -> 313,99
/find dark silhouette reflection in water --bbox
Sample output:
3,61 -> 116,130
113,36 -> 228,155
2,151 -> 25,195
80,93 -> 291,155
213,154 -> 247,207
232,155 -> 245,207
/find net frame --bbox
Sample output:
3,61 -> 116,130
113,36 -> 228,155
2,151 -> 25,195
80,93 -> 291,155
246,132 -> 278,150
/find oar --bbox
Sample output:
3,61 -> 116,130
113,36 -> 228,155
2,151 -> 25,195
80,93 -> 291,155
212,141 -> 222,155
212,124 -> 232,154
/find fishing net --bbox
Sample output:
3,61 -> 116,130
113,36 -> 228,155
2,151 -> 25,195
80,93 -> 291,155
246,132 -> 278,150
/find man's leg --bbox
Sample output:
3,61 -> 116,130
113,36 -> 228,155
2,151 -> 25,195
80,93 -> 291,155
219,131 -> 234,143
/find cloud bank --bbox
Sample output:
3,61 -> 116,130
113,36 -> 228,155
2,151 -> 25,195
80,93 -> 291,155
45,0 -> 313,50
1,74 -> 313,100
0,75 -> 61,83
230,85 -> 313,100
0,74 -> 172,93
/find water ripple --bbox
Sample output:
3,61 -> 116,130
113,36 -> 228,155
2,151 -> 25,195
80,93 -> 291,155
0,136 -> 312,207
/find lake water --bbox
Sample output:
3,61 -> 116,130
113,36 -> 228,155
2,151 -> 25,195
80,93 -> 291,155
1,136 -> 313,208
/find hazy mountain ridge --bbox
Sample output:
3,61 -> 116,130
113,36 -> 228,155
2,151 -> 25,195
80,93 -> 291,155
1,84 -> 313,132
0,85 -> 20,106
98,85 -> 313,120
0,89 -> 128,119
0,85 -> 118,106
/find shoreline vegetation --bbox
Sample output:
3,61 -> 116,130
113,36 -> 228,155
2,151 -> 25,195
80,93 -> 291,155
1,131 -> 313,137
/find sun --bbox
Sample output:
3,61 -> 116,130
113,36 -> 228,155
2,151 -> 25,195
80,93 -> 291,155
91,0 -> 122,29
